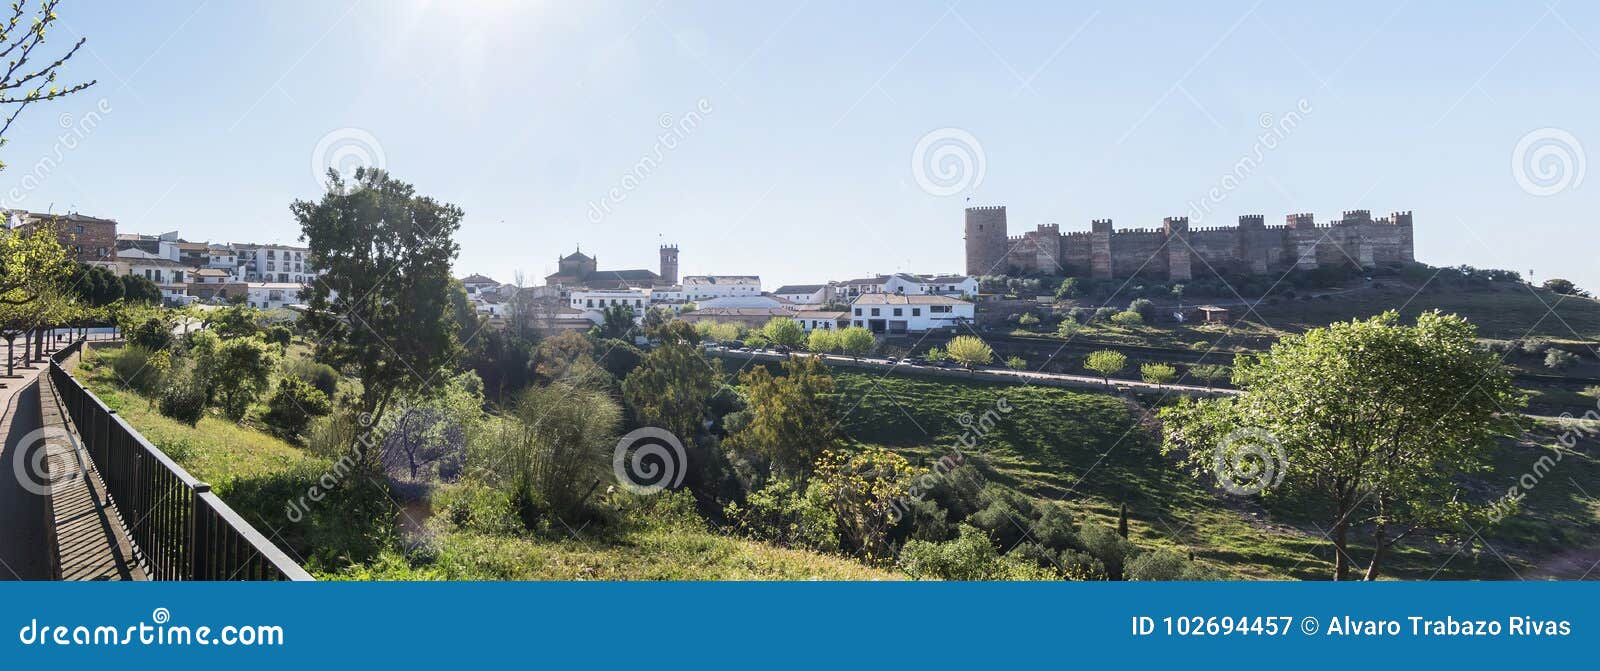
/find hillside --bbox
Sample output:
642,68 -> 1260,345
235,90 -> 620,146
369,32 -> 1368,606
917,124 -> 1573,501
830,370 -> 1600,580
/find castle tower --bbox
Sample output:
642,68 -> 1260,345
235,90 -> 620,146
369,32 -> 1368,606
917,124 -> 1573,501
1237,214 -> 1268,274
1090,219 -> 1114,279
1285,213 -> 1319,270
659,244 -> 679,285
1392,211 -> 1415,262
964,206 -> 1008,276
1163,216 -> 1192,281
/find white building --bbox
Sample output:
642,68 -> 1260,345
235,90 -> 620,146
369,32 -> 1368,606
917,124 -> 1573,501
569,288 -> 649,312
849,294 -> 975,334
837,276 -> 890,299
236,243 -> 317,284
772,283 -> 832,304
246,283 -> 306,310
793,310 -> 849,332
115,256 -> 192,303
681,275 -> 761,300
459,273 -> 500,295
205,244 -> 238,272
885,274 -> 978,297
696,294 -> 783,309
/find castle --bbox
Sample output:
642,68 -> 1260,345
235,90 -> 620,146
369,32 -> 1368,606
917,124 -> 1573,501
964,206 -> 1414,280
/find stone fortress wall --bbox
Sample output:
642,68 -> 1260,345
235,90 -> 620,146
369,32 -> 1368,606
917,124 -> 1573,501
964,205 -> 1414,280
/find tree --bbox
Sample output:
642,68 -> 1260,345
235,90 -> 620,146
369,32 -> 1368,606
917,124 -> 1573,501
1005,356 -> 1026,370
1189,363 -> 1229,389
761,317 -> 807,349
293,168 -> 464,433
1159,311 -> 1523,580
1128,298 -> 1156,322
70,263 -> 122,306
622,342 -> 718,443
0,0 -> 96,167
1056,319 -> 1080,338
945,335 -> 994,370
1542,278 -> 1588,296
531,330 -> 598,385
1140,362 -> 1176,388
598,304 -> 635,340
726,355 -> 838,481
1110,310 -> 1144,328
806,328 -> 838,353
200,336 -> 276,421
1084,350 -> 1126,386
1054,277 -> 1081,300
262,376 -> 332,442
120,274 -> 161,304
924,346 -> 947,362
838,326 -> 874,359
811,447 -> 913,561
204,304 -> 261,339
378,371 -> 482,482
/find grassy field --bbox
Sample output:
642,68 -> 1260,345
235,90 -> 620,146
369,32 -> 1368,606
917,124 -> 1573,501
829,369 -> 1600,580
71,345 -> 896,581
1249,283 -> 1600,342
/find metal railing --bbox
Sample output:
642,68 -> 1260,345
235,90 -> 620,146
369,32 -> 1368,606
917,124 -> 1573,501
47,341 -> 313,581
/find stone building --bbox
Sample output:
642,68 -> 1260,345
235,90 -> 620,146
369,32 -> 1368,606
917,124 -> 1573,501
964,206 -> 1414,280
544,244 -> 680,290
10,210 -> 118,263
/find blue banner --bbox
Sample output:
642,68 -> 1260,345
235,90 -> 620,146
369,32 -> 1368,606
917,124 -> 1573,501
1,582 -> 1591,667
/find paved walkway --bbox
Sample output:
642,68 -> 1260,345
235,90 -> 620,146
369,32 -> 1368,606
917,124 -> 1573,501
0,362 -> 51,580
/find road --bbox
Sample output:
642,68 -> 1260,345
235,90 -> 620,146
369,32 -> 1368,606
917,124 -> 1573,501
707,346 -> 1236,397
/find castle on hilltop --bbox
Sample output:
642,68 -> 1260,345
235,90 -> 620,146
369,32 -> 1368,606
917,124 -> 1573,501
964,206 -> 1414,280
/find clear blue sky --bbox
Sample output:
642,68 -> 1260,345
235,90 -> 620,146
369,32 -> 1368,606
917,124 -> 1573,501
4,1 -> 1596,292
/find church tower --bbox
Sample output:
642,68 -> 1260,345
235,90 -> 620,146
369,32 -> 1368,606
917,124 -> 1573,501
659,244 -> 679,285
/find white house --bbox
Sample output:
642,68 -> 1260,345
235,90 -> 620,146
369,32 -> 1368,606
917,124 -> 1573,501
837,276 -> 891,299
849,294 -> 975,334
885,274 -> 978,297
793,310 -> 849,332
681,275 -> 761,300
236,243 -> 317,284
459,273 -> 500,295
245,282 -> 306,310
116,256 -> 192,303
696,294 -> 783,309
569,288 -> 649,312
773,283 -> 832,304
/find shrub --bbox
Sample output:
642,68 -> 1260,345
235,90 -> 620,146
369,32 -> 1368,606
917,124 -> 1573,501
282,357 -> 339,397
945,335 -> 995,369
1109,310 -> 1144,328
1545,348 -> 1579,371
1092,307 -> 1119,323
1126,548 -> 1223,581
265,324 -> 292,348
1018,313 -> 1040,327
899,524 -> 1002,580
262,377 -> 333,441
1140,362 -> 1177,387
724,479 -> 838,552
200,337 -> 277,421
1056,319 -> 1080,338
431,482 -> 522,535
157,371 -> 208,426
811,448 -> 913,560
1005,356 -> 1027,370
1522,338 -> 1552,355
1128,298 -> 1156,322
105,346 -> 169,396
1078,523 -> 1136,580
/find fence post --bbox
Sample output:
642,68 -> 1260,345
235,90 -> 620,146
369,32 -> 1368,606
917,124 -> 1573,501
190,483 -> 211,580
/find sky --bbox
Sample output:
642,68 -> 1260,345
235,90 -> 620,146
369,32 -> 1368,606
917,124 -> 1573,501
3,1 -> 1597,292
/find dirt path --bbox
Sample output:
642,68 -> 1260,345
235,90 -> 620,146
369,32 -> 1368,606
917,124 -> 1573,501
1526,547 -> 1600,580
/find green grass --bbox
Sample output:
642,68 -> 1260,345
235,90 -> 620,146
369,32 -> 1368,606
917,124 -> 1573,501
828,369 -> 1600,580
72,344 -> 897,581
1249,284 -> 1600,342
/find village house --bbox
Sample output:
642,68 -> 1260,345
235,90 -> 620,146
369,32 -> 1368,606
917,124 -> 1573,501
849,294 -> 975,334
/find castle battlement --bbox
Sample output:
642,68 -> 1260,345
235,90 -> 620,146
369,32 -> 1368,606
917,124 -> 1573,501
965,205 -> 1415,280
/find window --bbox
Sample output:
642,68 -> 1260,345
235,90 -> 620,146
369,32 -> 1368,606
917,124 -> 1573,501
854,320 -> 863,327
854,308 -> 861,316
931,305 -> 952,313
870,308 -> 880,316
892,308 -> 902,316
912,308 -> 921,316
586,299 -> 594,307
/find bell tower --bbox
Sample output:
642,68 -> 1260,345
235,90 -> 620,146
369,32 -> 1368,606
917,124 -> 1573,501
659,244 -> 679,285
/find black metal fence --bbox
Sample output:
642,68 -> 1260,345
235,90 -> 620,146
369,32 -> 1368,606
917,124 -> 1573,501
47,342 -> 313,581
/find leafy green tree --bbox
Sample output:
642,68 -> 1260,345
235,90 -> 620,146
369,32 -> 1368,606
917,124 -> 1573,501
810,447 -> 913,561
1188,363 -> 1229,389
262,376 -> 332,441
838,326 -> 874,359
924,346 -> 948,362
761,317 -> 807,349
204,304 -> 261,339
1541,278 -> 1587,296
531,330 -> 600,385
1159,311 -> 1523,580
1005,355 -> 1027,370
201,336 -> 276,421
599,304 -> 636,340
1056,318 -> 1080,338
70,263 -> 122,306
1054,277 -> 1081,300
622,342 -> 719,442
945,335 -> 994,369
726,356 -> 837,481
120,274 -> 161,304
293,168 -> 464,432
1084,350 -> 1127,385
806,328 -> 838,353
1140,362 -> 1177,388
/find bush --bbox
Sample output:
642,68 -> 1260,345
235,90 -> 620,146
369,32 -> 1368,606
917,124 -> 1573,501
1018,313 -> 1040,327
1128,298 -> 1156,322
265,324 -> 292,348
1109,310 -> 1144,328
1522,338 -> 1552,355
157,371 -> 207,425
1092,307 -> 1119,323
262,377 -> 333,441
899,524 -> 1002,580
724,479 -> 838,552
1078,523 -> 1136,580
105,346 -> 169,396
1005,356 -> 1027,370
284,358 -> 340,398
1126,548 -> 1223,581
431,482 -> 522,535
1545,348 -> 1580,371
